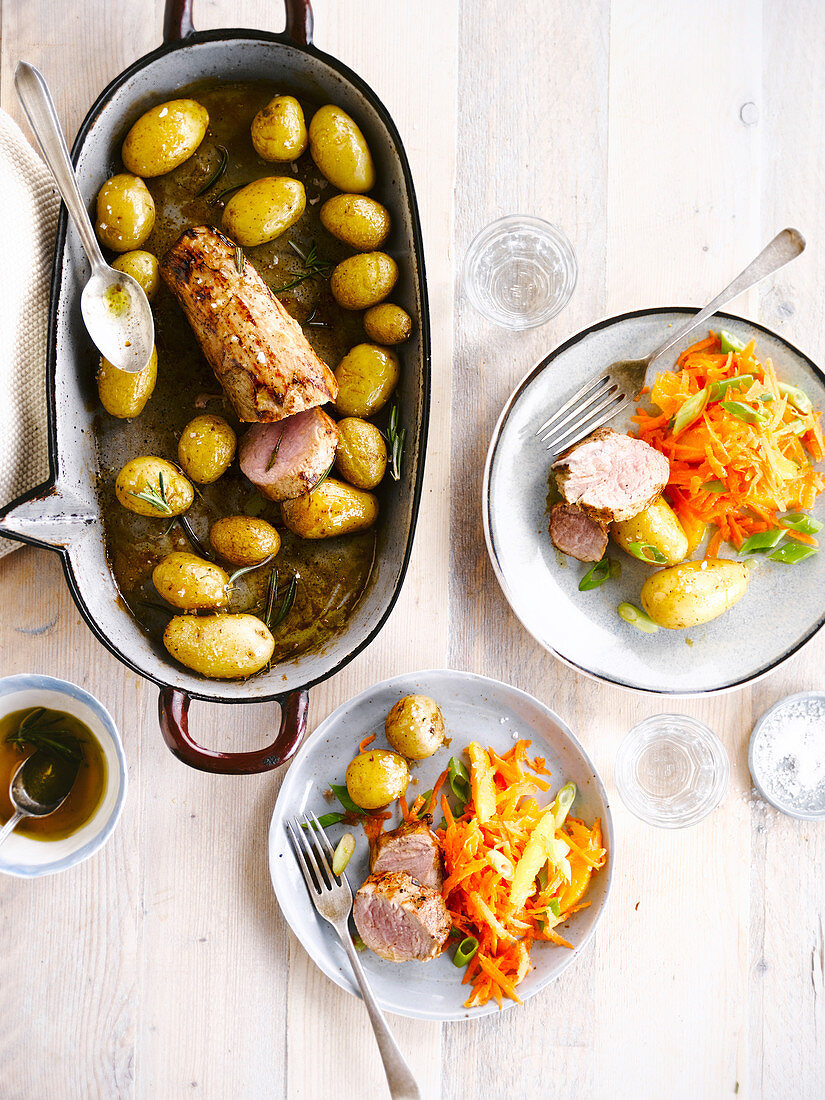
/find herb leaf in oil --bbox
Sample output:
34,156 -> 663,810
386,402 -> 406,481
194,146 -> 229,196
275,240 -> 333,295
128,471 -> 172,515
6,708 -> 84,762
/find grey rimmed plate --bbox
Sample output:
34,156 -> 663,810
268,669 -> 613,1021
483,309 -> 825,695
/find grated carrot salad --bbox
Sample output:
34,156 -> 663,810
434,741 -> 606,1009
633,331 -> 825,555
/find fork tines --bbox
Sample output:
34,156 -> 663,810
536,373 -> 633,456
287,812 -> 337,894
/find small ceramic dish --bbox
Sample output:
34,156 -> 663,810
748,690 -> 825,820
483,308 -> 825,694
0,674 -> 127,877
268,668 -> 613,1021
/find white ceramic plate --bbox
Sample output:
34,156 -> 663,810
484,309 -> 825,694
269,669 -> 613,1021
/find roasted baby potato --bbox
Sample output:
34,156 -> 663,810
612,497 -> 689,567
385,695 -> 445,761
363,303 -> 412,345
222,177 -> 306,247
97,345 -> 157,419
251,94 -> 308,161
330,251 -> 398,311
121,99 -> 209,177
335,417 -> 387,490
335,344 -> 399,417
319,194 -> 390,251
345,750 -> 409,810
163,613 -> 275,678
152,551 -> 229,611
177,414 -> 237,484
95,174 -> 155,252
115,457 -> 193,517
111,250 -> 160,300
209,516 -> 281,566
640,559 -> 750,629
280,478 -> 378,539
308,105 -> 375,193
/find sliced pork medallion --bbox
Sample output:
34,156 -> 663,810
353,871 -> 451,962
370,818 -> 443,891
549,502 -> 608,562
161,225 -> 337,422
239,408 -> 338,502
553,426 -> 669,524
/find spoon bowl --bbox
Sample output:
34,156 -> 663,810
0,747 -> 79,849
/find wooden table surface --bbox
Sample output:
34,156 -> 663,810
2,1 -> 825,1097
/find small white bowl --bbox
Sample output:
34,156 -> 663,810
0,674 -> 127,877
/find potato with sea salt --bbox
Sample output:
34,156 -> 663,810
385,695 -> 445,760
334,418 -> 387,490
320,194 -> 390,251
209,516 -> 281,566
308,105 -> 375,193
330,251 -> 397,311
152,552 -> 229,611
122,99 -> 209,177
640,558 -> 750,629
222,177 -> 306,247
115,457 -> 193,517
163,613 -> 275,679
112,250 -> 160,300
95,174 -> 155,252
334,344 -> 399,418
177,414 -> 237,484
281,479 -> 378,539
251,95 -> 308,161
346,750 -> 409,810
98,345 -> 157,419
363,303 -> 412,345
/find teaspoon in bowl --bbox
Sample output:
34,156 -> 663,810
0,749 -> 80,849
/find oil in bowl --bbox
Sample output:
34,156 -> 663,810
0,707 -> 107,841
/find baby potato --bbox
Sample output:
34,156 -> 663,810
95,174 -> 155,252
385,695 -> 445,761
115,456 -> 193,517
330,251 -> 398,311
152,551 -> 229,611
308,105 -> 375,193
209,516 -> 281,566
612,497 -> 689,567
111,250 -> 159,300
345,750 -> 409,810
640,559 -> 750,629
163,613 -> 275,679
281,478 -> 378,539
97,345 -> 157,419
251,95 -> 308,161
335,344 -> 400,418
121,99 -> 209,177
177,414 -> 237,484
222,177 -> 306,247
319,194 -> 390,251
363,303 -> 412,345
335,417 -> 387,490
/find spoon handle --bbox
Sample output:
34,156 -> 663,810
0,810 -> 24,850
15,61 -> 106,272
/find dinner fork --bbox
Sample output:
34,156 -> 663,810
287,813 -> 422,1100
536,227 -> 805,455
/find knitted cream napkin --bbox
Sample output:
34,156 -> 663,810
0,108 -> 59,557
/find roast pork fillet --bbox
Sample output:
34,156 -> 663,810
353,871 -> 451,962
160,226 -> 337,423
238,409 -> 338,502
549,502 -> 608,562
370,818 -> 443,891
553,426 -> 669,524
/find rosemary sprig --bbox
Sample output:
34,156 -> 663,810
211,182 -> 246,205
265,425 -> 287,471
275,240 -> 333,295
177,513 -> 213,560
6,708 -> 84,762
263,567 -> 280,628
306,459 -> 335,494
195,145 -> 228,196
234,245 -> 245,275
270,573 -> 299,629
386,402 -> 406,481
226,554 -> 277,588
129,471 -> 172,515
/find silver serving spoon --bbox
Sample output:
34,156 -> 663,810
0,749 -> 80,849
15,61 -> 154,373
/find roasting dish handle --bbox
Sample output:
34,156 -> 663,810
163,0 -> 314,46
159,687 -> 309,773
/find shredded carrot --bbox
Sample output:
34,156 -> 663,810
436,742 -> 607,1009
358,733 -> 377,753
632,331 -> 825,553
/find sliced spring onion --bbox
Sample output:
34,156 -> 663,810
551,782 -> 577,829
719,330 -> 747,354
758,393 -> 775,403
769,543 -> 819,564
330,783 -> 365,814
487,849 -> 515,880
708,374 -> 754,400
332,832 -> 356,875
447,757 -> 471,805
536,862 -> 549,893
777,381 -> 813,414
702,479 -> 726,493
786,418 -> 807,436
739,529 -> 784,554
546,838 -> 572,883
626,541 -> 668,565
548,897 -> 562,918
720,400 -> 769,425
617,602 -> 659,633
779,512 -> 824,535
579,557 -> 611,591
301,812 -> 346,829
608,558 -> 622,580
416,790 -> 433,817
453,936 -> 479,968
672,387 -> 709,435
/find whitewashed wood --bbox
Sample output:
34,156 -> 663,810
2,0 -> 825,1097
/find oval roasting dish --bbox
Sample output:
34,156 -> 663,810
0,0 -> 431,771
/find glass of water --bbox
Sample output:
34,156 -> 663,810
614,714 -> 730,828
462,215 -> 577,330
